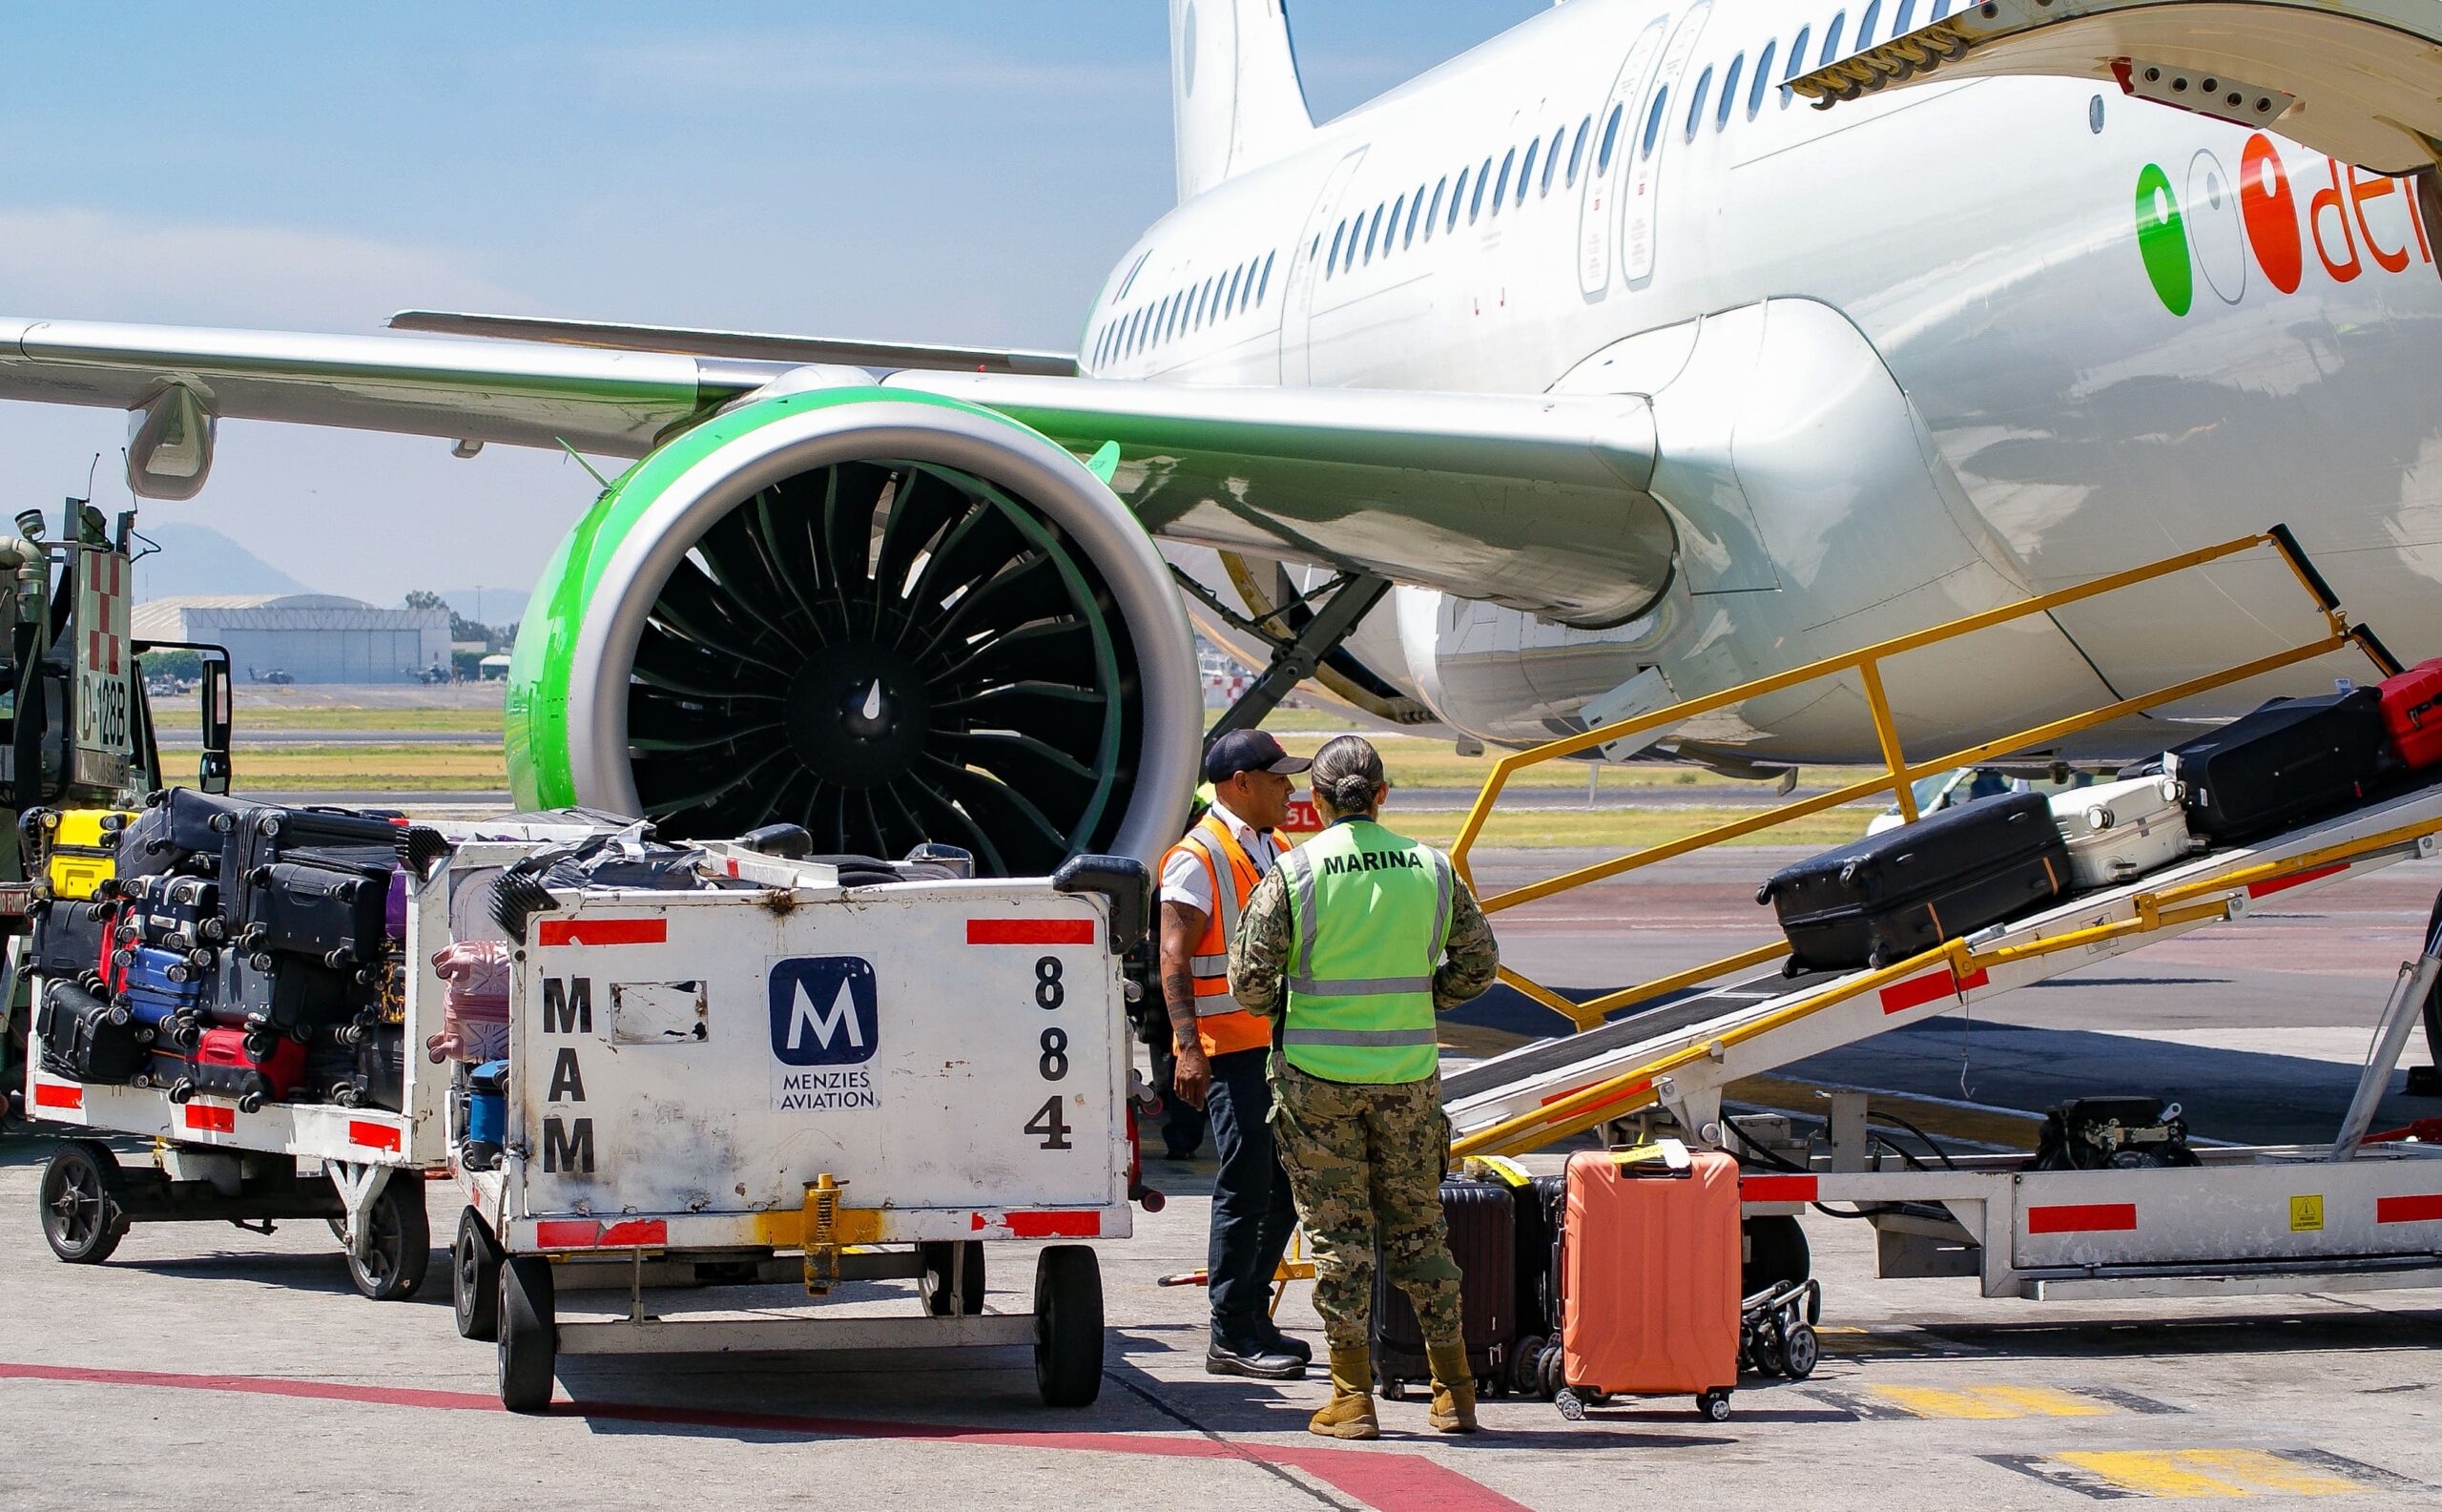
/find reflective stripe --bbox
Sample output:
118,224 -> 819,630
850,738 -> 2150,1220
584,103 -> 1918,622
1195,993 -> 1247,1017
1190,952 -> 1229,972
1177,826 -> 1246,980
1429,852 -> 1453,954
1286,974 -> 1435,997
1285,849 -> 1318,972
1284,1027 -> 1440,1047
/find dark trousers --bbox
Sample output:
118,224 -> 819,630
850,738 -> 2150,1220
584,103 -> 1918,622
1205,1046 -> 1298,1345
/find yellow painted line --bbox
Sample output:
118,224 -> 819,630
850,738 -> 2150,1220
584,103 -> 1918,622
1869,1384 -> 2112,1419
2057,1449 -> 2368,1498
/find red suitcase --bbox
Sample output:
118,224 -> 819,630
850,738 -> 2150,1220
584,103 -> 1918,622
181,1025 -> 306,1111
1557,1144 -> 1741,1420
2379,658 -> 2442,771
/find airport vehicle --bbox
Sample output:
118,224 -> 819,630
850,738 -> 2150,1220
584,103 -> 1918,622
24,815 -> 1145,1411
0,0 -> 2422,881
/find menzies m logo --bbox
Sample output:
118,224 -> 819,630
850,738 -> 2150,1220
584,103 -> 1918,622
769,957 -> 880,1067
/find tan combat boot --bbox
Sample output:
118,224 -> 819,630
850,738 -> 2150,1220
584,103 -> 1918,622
1424,1338 -> 1480,1433
1309,1345 -> 1380,1440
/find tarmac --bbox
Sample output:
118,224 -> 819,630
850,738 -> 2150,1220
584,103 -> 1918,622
6,850 -> 2442,1509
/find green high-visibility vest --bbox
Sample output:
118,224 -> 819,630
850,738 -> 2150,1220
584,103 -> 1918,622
1277,818 -> 1454,1084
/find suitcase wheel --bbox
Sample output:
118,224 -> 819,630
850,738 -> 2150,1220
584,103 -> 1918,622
1781,1323 -> 1819,1381
167,1081 -> 193,1105
1754,882 -> 1773,905
1555,1387 -> 1586,1421
1867,948 -> 1893,969
238,1091 -> 265,1114
332,1083 -> 362,1108
106,1002 -> 131,1027
1697,1390 -> 1731,1421
1382,1378 -> 1408,1402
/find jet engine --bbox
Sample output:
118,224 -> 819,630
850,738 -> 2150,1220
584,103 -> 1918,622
506,389 -> 1202,874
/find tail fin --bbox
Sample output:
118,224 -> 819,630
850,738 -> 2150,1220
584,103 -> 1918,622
1169,0 -> 1314,202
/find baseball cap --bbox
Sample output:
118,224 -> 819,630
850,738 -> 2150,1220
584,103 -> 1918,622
1203,729 -> 1313,784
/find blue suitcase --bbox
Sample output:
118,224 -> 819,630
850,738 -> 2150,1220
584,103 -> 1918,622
119,944 -> 210,1002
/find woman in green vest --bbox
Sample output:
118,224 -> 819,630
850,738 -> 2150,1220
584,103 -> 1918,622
1229,735 -> 1500,1439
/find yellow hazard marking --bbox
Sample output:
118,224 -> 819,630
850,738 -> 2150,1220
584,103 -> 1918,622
2290,1194 -> 2325,1232
2057,1449 -> 2368,1498
1870,1384 -> 2113,1419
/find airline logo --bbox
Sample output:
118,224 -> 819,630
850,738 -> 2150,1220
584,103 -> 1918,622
2135,134 -> 2432,315
769,956 -> 880,1067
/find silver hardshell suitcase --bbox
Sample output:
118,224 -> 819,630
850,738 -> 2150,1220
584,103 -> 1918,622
2048,775 -> 2195,891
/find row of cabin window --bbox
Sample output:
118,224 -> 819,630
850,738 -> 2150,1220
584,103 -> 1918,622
1682,0 -> 1961,139
1093,249 -> 1279,367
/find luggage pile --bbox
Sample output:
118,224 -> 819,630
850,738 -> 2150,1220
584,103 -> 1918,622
1760,659 -> 2442,973
27,790 -> 414,1114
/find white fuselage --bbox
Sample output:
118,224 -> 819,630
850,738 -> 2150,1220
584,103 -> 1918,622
1080,0 -> 2442,759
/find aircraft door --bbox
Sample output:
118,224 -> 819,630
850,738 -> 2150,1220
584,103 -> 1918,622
1623,3 -> 1712,284
1279,149 -> 1368,384
1578,16 -> 1670,298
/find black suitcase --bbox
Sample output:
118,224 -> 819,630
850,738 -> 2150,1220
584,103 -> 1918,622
1759,792 -> 2068,973
212,950 -> 362,1040
2150,690 -> 2394,842
113,789 -> 248,880
1373,1176 -> 1515,1395
237,859 -> 391,967
34,977 -> 146,1083
28,897 -> 110,986
312,1025 -> 406,1110
115,873 -> 222,958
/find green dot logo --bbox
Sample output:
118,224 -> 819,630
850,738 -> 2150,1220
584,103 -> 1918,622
2136,162 -> 2194,316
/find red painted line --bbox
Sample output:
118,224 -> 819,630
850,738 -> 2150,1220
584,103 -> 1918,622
1740,1174 -> 1817,1203
0,1361 -> 1531,1512
2249,862 -> 2348,900
2376,1193 -> 2442,1225
347,1120 -> 400,1153
1879,966 -> 1989,1016
184,1104 -> 236,1133
536,918 -> 667,947
31,1083 -> 81,1110
1004,1211 -> 1101,1239
2027,1202 -> 2137,1234
966,918 -> 1096,946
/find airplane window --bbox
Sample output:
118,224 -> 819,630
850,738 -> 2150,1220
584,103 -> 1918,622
1224,264 -> 1243,314
1685,67 -> 1712,140
1469,155 -> 1492,221
1932,0 -> 1952,16
1781,26 -> 1811,107
1894,0 -> 1917,31
1258,250 -> 1275,303
1541,128 -> 1562,194
1449,167 -> 1470,232
1857,0 -> 1882,47
1820,13 -> 1846,66
1596,102 -> 1625,174
1426,176 -> 1446,238
1363,204 -> 1381,263
1718,54 -> 1745,128
1388,195 -> 1406,256
1516,142 -> 1537,205
1749,41 -> 1777,117
1641,87 -> 1668,160
1403,186 -> 1424,246
1191,280 -> 1208,330
1491,149 -> 1514,216
1328,221 -> 1345,277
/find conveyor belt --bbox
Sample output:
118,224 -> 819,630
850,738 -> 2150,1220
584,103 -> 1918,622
1440,966 -> 1834,1102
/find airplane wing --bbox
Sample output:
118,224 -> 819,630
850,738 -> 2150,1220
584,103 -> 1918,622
0,315 -> 1666,626
1790,0 -> 2442,176
387,310 -> 1081,377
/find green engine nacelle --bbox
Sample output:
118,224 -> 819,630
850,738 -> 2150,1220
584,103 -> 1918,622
504,386 -> 1198,875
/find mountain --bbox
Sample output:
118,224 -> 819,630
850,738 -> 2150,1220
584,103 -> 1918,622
132,524 -> 309,600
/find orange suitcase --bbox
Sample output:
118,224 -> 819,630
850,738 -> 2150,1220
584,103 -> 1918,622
1557,1143 -> 1741,1420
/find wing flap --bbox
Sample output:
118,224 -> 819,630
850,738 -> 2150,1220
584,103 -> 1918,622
388,310 -> 1080,377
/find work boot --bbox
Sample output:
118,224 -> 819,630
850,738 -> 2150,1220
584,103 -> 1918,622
1208,1334 -> 1306,1380
1308,1345 -> 1379,1440
1257,1321 -> 1314,1365
1424,1339 -> 1480,1434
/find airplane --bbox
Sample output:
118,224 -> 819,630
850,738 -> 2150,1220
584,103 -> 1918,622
0,0 -> 2434,878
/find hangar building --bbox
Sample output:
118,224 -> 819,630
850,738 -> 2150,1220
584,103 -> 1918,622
132,594 -> 450,684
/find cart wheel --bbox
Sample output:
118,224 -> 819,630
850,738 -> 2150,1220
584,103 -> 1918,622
1699,1390 -> 1732,1421
454,1208 -> 503,1340
1383,1377 -> 1407,1403
1749,1327 -> 1788,1378
497,1253 -> 557,1413
919,1240 -> 987,1316
1555,1387 -> 1587,1422
1033,1244 -> 1105,1408
1508,1334 -> 1547,1397
341,1175 -> 430,1301
1540,1342 -> 1563,1399
1780,1321 -> 1820,1381
39,1140 -> 129,1264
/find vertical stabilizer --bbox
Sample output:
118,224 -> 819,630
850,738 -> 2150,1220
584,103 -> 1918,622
1170,0 -> 1314,202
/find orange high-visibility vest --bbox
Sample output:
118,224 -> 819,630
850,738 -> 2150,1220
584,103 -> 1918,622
1164,812 -> 1278,1057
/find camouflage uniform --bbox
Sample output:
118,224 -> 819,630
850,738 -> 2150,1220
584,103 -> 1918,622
1230,847 -> 1500,1354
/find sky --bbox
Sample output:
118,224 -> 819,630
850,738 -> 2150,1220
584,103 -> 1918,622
0,2 -> 1543,611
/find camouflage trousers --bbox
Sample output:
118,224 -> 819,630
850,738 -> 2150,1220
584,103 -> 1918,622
1266,1055 -> 1464,1356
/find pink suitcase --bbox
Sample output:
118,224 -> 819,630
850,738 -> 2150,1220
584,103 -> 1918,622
1558,1145 -> 1742,1420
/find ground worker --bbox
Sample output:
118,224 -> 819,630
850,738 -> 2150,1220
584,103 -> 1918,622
1158,729 -> 1313,1378
1231,734 -> 1500,1440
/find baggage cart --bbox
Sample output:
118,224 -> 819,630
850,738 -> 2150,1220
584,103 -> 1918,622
441,839 -> 1142,1412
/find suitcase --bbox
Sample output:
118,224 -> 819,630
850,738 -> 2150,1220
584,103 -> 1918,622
1558,1147 -> 1741,1419
213,951 -> 362,1040
2150,690 -> 2392,842
2048,775 -> 2195,891
463,1058 -> 510,1170
2378,658 -> 2442,772
117,943 -> 211,1001
1758,791 -> 2068,972
183,1025 -> 307,1110
384,869 -> 409,942
117,981 -> 194,1038
426,939 -> 511,1062
113,788 -> 247,880
116,873 -> 222,955
328,1026 -> 405,1111
133,1046 -> 189,1092
34,978 -> 146,1083
1373,1176 -> 1515,1396
29,898 -> 112,987
38,808 -> 132,901
237,859 -> 392,967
